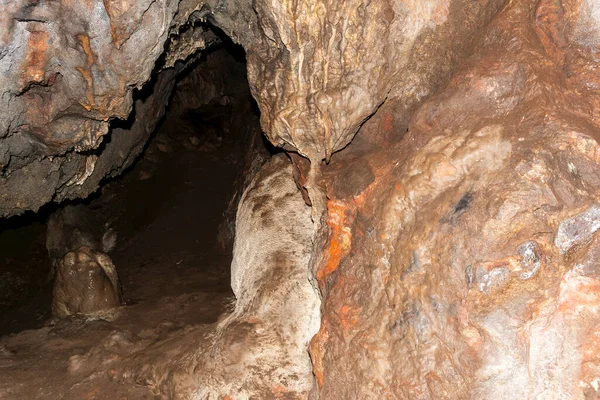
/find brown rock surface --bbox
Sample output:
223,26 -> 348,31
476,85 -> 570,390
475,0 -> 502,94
3,0 -> 600,398
309,0 -> 600,397
0,0 -> 507,216
52,245 -> 122,318
128,155 -> 319,398
243,0 -> 507,163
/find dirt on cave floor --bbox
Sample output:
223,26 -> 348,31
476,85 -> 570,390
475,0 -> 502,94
0,114 -> 242,399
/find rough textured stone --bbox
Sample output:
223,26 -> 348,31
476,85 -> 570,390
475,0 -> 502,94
0,0 -> 507,215
0,0 -> 208,216
200,0 -> 501,164
114,155 -> 321,398
555,205 -> 600,254
0,63 -> 181,217
46,203 -> 117,272
199,154 -> 320,397
4,0 -> 600,397
52,245 -> 122,318
308,0 -> 600,397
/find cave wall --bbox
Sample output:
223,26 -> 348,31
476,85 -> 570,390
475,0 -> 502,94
306,0 -> 600,397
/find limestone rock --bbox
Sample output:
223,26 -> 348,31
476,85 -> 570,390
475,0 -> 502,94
52,245 -> 122,318
47,203 -> 117,272
120,155 -> 321,398
310,0 -> 600,397
0,0 -> 202,216
0,0 -> 508,215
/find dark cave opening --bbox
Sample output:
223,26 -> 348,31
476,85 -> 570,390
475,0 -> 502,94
0,31 -> 270,336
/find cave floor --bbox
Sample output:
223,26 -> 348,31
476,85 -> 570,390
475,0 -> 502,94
0,119 -> 238,399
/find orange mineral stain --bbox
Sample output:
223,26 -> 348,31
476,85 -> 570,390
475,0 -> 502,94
272,384 -> 295,398
316,200 -> 353,282
23,31 -> 48,84
76,34 -> 96,111
338,304 -> 361,332
103,0 -> 128,47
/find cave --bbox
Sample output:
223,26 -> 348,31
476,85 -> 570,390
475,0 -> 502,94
0,31 -> 266,339
2,0 -> 600,399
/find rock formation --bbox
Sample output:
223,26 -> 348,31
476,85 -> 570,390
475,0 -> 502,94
52,245 -> 122,318
3,0 -> 600,398
47,203 -> 121,318
199,154 -> 320,397
0,0 -> 505,216
46,204 -> 117,274
307,1 -> 600,397
110,155 -> 320,398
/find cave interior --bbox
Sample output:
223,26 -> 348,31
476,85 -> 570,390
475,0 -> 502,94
2,0 -> 600,399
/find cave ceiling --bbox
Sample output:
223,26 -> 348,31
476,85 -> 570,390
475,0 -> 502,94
0,0 -> 507,216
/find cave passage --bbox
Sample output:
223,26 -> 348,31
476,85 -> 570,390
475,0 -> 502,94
0,35 -> 266,336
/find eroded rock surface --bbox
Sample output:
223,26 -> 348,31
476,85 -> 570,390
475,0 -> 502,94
0,0 -> 209,216
243,0 -> 507,163
216,154 -> 320,397
46,203 -> 117,274
52,245 -> 122,318
307,0 -> 600,397
4,0 -> 600,398
113,154 -> 320,398
47,203 -> 122,318
1,0 -> 509,216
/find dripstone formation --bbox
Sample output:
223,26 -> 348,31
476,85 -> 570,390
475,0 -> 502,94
2,0 -> 600,398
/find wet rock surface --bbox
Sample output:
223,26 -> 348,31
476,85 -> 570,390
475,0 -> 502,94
52,245 -> 122,319
46,203 -> 118,275
115,155 -> 320,399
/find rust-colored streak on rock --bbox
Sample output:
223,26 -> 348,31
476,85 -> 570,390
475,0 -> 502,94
101,0 -> 151,49
102,0 -> 127,48
382,112 -> 394,133
76,34 -> 96,111
102,0 -> 118,45
272,384 -> 303,399
337,304 -> 362,336
351,158 -> 395,211
316,200 -> 354,283
22,30 -> 48,85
